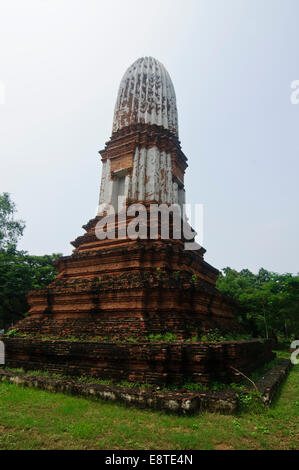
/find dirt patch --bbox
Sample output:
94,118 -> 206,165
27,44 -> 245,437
214,443 -> 235,450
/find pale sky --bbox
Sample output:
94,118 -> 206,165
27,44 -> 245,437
0,0 -> 298,274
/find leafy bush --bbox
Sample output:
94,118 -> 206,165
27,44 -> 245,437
237,390 -> 264,413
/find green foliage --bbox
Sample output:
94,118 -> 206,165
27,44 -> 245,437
0,193 -> 25,250
182,380 -> 226,391
119,381 -> 138,388
126,337 -> 139,343
210,381 -> 226,391
4,367 -> 25,374
187,329 -> 253,343
199,328 -> 226,342
238,390 -> 264,413
147,332 -> 178,342
182,382 -> 208,392
76,376 -> 111,386
216,267 -> 299,340
24,370 -> 65,379
0,192 -> 61,330
230,382 -> 246,391
0,248 -> 61,330
5,328 -> 19,337
156,267 -> 162,279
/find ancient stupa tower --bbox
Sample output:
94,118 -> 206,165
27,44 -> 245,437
98,57 -> 186,211
3,57 -> 275,387
10,56 -> 238,340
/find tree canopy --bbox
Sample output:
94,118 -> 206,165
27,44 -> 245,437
0,192 -> 25,250
0,193 -> 61,330
216,267 -> 299,341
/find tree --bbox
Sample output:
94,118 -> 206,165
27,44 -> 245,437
0,192 -> 25,250
0,248 -> 60,330
216,267 -> 299,341
0,192 -> 61,330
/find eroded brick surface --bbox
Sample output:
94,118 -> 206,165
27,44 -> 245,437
3,338 -> 275,386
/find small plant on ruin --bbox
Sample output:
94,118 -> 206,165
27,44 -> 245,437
191,274 -> 198,284
92,336 -> 110,342
187,330 -> 253,343
66,335 -> 78,342
120,381 -> 138,388
210,381 -> 226,391
183,382 -> 208,392
28,370 -> 64,379
230,382 -> 246,391
5,367 -> 25,373
199,329 -> 226,343
156,267 -> 162,279
173,271 -> 180,281
126,337 -> 139,343
77,376 -> 111,385
185,335 -> 200,342
5,328 -> 19,337
238,390 -> 264,413
147,332 -> 178,342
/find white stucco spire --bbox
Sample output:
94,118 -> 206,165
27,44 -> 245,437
112,57 -> 179,136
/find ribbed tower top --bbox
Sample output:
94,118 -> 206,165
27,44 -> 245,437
112,57 -> 178,137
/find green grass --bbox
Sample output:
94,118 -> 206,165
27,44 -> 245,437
0,353 -> 297,450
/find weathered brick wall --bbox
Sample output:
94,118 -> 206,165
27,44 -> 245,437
3,338 -> 275,386
0,368 -> 239,414
1,358 -> 290,414
15,270 -> 238,339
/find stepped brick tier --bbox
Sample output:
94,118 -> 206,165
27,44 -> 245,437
15,208 -> 239,339
14,262 -> 238,340
3,338 -> 275,386
2,57 -> 275,386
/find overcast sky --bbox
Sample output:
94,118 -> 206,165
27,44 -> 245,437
0,0 -> 298,274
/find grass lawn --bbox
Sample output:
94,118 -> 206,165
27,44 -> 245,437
0,352 -> 298,450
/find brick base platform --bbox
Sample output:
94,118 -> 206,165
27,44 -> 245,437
2,338 -> 275,386
0,358 -> 290,415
